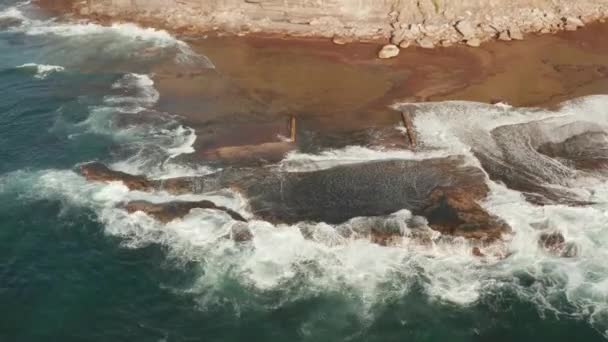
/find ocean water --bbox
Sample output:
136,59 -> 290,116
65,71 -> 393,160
2,1 -> 608,341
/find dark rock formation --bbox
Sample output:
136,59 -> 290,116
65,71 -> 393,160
0,17 -> 22,30
230,222 -> 254,242
538,231 -> 578,257
80,162 -> 156,191
81,157 -> 510,241
423,187 -> 509,241
537,131 -> 608,172
124,200 -> 247,223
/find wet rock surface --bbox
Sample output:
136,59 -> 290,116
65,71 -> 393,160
80,162 -> 156,191
0,17 -> 22,29
124,200 -> 247,223
538,231 -> 578,257
537,131 -> 608,172
81,157 -> 510,241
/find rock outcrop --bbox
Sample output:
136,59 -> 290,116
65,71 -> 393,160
538,231 -> 578,257
124,200 -> 247,223
40,0 -> 608,49
80,158 -> 510,242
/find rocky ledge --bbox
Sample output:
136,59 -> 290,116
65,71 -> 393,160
39,0 -> 608,57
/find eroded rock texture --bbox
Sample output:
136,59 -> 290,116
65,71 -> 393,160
42,0 -> 608,47
80,157 -> 510,242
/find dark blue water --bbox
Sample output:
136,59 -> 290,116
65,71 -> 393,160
1,1 -> 607,341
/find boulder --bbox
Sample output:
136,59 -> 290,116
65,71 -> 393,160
332,35 -> 352,45
423,187 -> 510,242
498,31 -> 511,41
466,38 -> 481,47
399,40 -> 411,49
472,247 -> 485,257
565,17 -> 585,30
508,27 -> 524,40
538,231 -> 578,257
231,222 -> 254,242
455,20 -> 476,39
378,44 -> 400,59
417,37 -> 435,49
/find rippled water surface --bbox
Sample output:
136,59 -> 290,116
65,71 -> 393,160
2,1 -> 608,341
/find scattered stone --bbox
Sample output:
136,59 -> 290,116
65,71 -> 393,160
472,247 -> 485,257
455,20 -> 476,38
332,35 -> 352,45
378,44 -> 400,59
466,38 -> 481,47
498,31 -> 511,41
509,27 -> 524,40
417,37 -> 435,49
440,39 -> 453,47
565,16 -> 585,28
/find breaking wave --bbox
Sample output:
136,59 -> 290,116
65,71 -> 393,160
5,86 -> 608,336
0,3 -> 214,68
3,0 -> 608,337
16,62 -> 64,79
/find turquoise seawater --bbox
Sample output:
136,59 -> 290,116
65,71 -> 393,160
1,1 -> 608,341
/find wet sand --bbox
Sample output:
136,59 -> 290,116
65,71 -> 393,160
147,23 -> 608,155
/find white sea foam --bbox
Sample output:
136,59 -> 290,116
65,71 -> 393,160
105,73 -> 160,112
0,166 -> 491,311
279,145 -> 450,172
16,63 -> 64,79
2,3 -> 214,67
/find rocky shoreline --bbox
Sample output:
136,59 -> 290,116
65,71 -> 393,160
39,0 -> 608,57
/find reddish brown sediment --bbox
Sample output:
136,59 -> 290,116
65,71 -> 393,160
34,1 -> 608,146
148,24 -> 608,155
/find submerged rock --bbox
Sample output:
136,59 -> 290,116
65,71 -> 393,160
472,247 -> 485,257
538,231 -> 578,257
230,222 -> 254,242
0,17 -> 22,30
